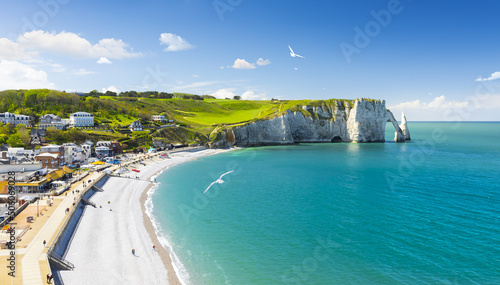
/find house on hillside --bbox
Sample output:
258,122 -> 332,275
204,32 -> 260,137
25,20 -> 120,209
39,114 -> 66,130
69,112 -> 94,127
129,121 -> 143,131
0,112 -> 32,127
152,115 -> 167,123
30,129 -> 46,145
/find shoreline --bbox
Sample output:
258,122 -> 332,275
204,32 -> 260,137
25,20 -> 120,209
140,147 -> 238,285
140,183 -> 182,285
54,147 -> 238,284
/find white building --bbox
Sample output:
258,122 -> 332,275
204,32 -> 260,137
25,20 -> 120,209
0,112 -> 32,127
152,115 -> 166,123
69,112 -> 94,127
39,114 -> 66,130
15,114 -> 31,126
129,121 -> 143,131
62,143 -> 78,165
81,142 -> 93,159
6,148 -> 38,162
74,146 -> 87,163
95,146 -> 111,157
40,145 -> 64,155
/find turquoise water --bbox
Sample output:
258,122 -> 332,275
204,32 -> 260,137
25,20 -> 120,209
150,122 -> 500,285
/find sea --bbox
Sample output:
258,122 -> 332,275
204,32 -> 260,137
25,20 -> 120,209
147,122 -> 500,285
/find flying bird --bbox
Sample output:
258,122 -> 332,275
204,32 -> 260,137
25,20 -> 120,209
203,170 -> 234,194
288,45 -> 305,58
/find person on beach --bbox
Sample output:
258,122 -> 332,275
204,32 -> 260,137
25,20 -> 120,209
153,245 -> 156,251
47,273 -> 50,283
132,249 -> 135,255
43,240 -> 46,247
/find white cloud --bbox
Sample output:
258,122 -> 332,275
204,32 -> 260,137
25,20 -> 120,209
232,58 -> 256,69
475,71 -> 500,82
72,68 -> 94,76
102,86 -> 120,94
0,38 -> 37,60
49,63 -> 66,72
17,30 -> 142,59
231,58 -> 271,69
97,57 -> 112,64
192,74 -> 199,78
0,60 -> 54,90
241,91 -> 268,100
389,95 -> 500,121
389,95 -> 468,111
210,88 -> 268,100
176,81 -> 218,90
159,33 -> 194,52
256,58 -> 271,66
211,88 -> 237,99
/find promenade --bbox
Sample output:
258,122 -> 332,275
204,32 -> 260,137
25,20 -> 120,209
0,147 -> 204,284
0,172 -> 103,285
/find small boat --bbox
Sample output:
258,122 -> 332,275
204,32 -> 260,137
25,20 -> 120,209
132,169 -> 140,173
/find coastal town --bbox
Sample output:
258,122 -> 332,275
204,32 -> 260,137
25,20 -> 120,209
0,109 -> 202,284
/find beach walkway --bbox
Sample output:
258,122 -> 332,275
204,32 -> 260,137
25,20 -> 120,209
19,172 -> 103,285
0,147 -> 219,284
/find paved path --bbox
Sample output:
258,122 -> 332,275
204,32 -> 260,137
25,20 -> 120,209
21,172 -> 103,285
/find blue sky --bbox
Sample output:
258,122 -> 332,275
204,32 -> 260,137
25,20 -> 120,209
1,0 -> 500,120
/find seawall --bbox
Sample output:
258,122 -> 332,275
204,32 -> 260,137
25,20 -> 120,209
49,175 -> 108,259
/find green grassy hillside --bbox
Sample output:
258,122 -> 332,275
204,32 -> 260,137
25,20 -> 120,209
0,89 -> 379,148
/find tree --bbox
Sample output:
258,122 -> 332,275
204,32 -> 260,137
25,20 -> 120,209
233,96 -> 241,100
6,133 -> 23,147
17,125 -> 30,146
0,134 -> 7,144
88,90 -> 102,97
24,91 -> 38,108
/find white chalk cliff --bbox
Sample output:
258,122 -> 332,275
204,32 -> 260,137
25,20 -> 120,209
399,112 -> 411,140
212,98 -> 410,147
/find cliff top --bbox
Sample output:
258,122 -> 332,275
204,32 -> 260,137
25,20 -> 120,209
0,89 -> 383,145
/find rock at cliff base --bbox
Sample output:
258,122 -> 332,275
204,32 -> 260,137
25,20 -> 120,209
400,112 -> 411,140
394,131 -> 405,142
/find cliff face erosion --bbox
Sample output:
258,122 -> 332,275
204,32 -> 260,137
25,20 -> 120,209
211,99 -> 410,147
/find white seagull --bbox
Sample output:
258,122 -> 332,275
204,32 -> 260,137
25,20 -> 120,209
203,170 -> 234,194
288,45 -> 305,58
